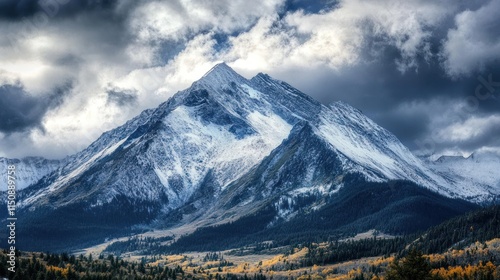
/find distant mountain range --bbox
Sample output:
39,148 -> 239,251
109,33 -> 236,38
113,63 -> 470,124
0,157 -> 62,190
422,153 -> 500,202
1,63 -> 498,252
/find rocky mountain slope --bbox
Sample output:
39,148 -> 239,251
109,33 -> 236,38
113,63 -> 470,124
1,63 -> 496,252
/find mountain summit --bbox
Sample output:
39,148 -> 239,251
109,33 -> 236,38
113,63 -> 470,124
2,64 -> 496,251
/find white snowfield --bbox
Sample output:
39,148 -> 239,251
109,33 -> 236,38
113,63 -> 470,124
7,63 -> 500,210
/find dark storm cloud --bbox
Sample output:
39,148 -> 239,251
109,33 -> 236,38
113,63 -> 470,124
0,0 -> 38,19
414,111 -> 500,156
106,88 -> 138,106
0,83 -> 70,133
441,0 -> 500,78
0,0 -> 119,20
282,0 -> 338,15
372,106 -> 432,144
448,118 -> 500,151
0,0 -> 135,69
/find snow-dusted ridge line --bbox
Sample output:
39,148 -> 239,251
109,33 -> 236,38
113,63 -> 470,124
8,62 -> 500,215
15,63 -> 298,209
314,102 -> 454,196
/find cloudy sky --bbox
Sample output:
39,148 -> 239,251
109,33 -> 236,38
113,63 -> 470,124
0,0 -> 499,159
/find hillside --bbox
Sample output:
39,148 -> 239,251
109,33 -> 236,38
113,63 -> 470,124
2,206 -> 500,279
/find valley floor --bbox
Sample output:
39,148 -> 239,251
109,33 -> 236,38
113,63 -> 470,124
134,238 -> 500,279
4,238 -> 498,279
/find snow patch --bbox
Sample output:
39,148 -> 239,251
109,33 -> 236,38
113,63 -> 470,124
241,84 -> 263,99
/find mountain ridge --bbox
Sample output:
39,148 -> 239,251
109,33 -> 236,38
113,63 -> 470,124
1,63 -> 498,252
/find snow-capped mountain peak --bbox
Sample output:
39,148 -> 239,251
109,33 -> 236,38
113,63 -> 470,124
197,62 -> 249,89
12,63 -> 499,209
5,63 -> 499,252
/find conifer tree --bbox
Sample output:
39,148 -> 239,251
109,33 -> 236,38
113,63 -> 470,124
385,249 -> 439,280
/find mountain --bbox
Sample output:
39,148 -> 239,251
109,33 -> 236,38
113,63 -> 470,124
422,152 -> 500,203
0,63 -> 492,252
0,157 -> 61,191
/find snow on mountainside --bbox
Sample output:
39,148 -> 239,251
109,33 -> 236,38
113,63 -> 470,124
0,157 -> 61,191
4,63 -> 497,252
315,102 -> 450,192
17,63 -> 299,210
423,153 -> 500,203
12,63 -> 498,212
